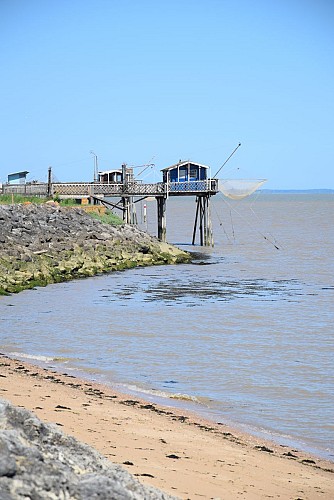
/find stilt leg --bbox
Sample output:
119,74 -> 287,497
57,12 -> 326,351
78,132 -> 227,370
157,196 -> 167,242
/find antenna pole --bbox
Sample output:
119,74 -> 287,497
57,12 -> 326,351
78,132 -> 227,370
213,142 -> 241,178
90,151 -> 98,182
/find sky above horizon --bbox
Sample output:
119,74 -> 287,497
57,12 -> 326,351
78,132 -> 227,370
1,0 -> 333,190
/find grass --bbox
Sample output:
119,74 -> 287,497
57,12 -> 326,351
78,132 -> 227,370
0,195 -> 123,225
89,210 -> 123,225
0,194 -> 50,204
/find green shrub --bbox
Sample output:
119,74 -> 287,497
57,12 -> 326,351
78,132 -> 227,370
59,198 -> 79,206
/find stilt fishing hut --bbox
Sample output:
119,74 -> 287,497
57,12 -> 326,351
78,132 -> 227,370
161,161 -> 217,246
95,161 -> 218,245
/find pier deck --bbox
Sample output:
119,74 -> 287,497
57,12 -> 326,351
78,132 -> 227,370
1,180 -> 218,198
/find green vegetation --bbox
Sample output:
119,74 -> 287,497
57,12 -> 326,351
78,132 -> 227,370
59,198 -> 80,206
0,194 -> 50,204
89,210 -> 123,226
0,194 -> 76,205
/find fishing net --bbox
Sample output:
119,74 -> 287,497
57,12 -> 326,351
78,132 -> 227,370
218,179 -> 266,200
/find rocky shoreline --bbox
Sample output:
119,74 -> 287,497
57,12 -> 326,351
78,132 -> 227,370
0,203 -> 190,295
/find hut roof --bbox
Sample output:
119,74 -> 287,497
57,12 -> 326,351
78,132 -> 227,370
161,161 -> 209,172
8,170 -> 29,177
98,169 -> 122,174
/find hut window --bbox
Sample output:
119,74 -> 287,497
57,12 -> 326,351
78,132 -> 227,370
200,167 -> 207,180
169,169 -> 178,182
190,166 -> 198,180
179,166 -> 187,181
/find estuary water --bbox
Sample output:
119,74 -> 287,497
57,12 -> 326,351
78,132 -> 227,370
0,193 -> 333,460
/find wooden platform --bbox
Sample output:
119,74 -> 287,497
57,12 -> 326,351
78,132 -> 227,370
1,180 -> 218,198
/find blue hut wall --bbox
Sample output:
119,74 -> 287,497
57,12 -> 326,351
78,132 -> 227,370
164,164 -> 208,182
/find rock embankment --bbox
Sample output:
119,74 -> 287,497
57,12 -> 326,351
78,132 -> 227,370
0,203 -> 190,294
0,399 -> 176,499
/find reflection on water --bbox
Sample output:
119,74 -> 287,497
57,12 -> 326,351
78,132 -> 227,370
0,194 -> 333,460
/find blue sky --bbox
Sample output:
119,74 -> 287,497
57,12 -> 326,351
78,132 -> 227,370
1,0 -> 333,189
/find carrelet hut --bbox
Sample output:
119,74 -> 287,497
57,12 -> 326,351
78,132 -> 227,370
98,169 -> 123,184
161,161 -> 209,183
98,165 -> 134,185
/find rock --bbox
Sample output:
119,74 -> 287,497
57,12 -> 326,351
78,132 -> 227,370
0,437 -> 17,478
0,204 -> 190,294
0,399 -> 177,499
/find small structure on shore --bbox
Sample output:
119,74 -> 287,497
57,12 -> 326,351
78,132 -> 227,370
7,170 -> 29,185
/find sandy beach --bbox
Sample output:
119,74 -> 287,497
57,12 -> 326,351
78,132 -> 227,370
0,354 -> 333,499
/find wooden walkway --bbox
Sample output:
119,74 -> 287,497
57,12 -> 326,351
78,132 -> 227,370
1,180 -> 218,198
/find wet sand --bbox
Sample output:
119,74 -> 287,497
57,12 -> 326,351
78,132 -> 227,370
0,354 -> 333,499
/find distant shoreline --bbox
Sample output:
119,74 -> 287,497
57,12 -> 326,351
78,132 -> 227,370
260,189 -> 334,193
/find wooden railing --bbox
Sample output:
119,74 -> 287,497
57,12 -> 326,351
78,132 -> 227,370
51,182 -> 165,196
1,179 -> 219,198
167,180 -> 218,194
1,183 -> 49,196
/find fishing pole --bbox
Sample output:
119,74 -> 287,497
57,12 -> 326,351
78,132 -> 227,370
213,142 -> 241,178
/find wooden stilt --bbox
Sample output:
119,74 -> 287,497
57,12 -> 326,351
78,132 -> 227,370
157,196 -> 167,242
192,195 -> 214,246
121,197 -> 137,225
204,199 -> 207,244
122,197 -> 130,223
129,197 -> 137,224
192,197 -> 200,244
199,197 -> 204,246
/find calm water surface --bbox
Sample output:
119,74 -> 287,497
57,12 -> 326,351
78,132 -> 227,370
0,193 -> 333,460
